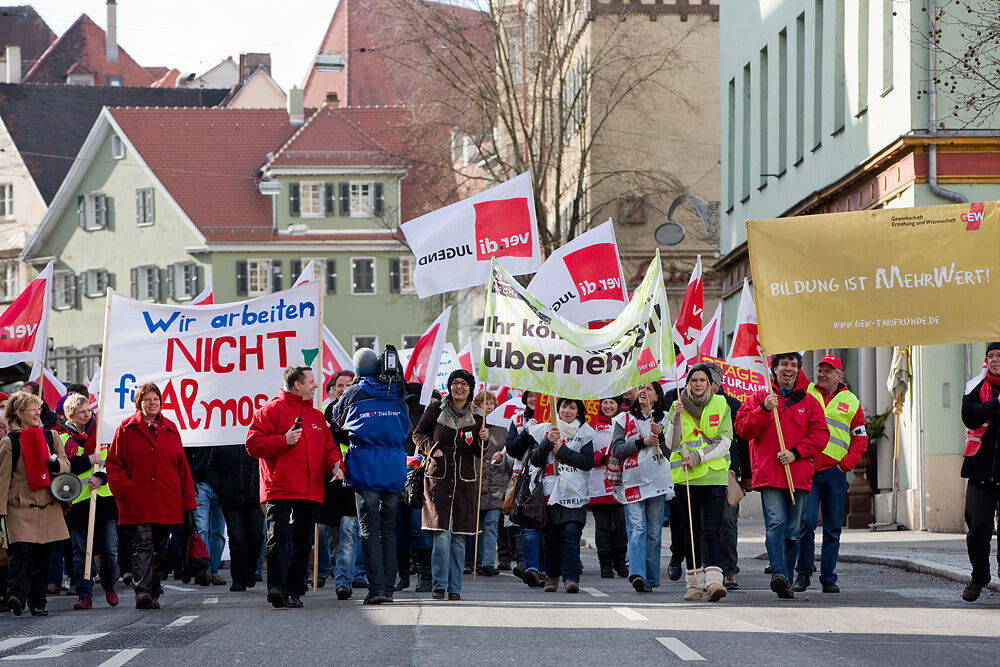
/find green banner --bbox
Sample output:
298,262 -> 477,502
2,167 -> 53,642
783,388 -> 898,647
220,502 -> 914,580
479,251 -> 673,399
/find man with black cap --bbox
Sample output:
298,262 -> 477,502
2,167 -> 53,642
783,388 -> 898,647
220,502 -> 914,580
332,348 -> 411,604
960,342 -> 1000,602
793,355 -> 867,594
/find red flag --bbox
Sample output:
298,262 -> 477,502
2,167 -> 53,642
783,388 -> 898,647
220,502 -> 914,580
191,274 -> 213,305
321,326 -> 353,388
39,366 -> 66,412
672,256 -> 703,364
699,302 -> 722,357
727,279 -> 767,375
403,307 -> 453,405
0,261 -> 53,368
457,340 -> 474,373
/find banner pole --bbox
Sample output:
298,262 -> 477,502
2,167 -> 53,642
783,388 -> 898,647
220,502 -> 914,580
86,287 -> 115,580
549,396 -> 559,476
313,272 -> 325,594
473,433 -> 485,580
760,349 -> 796,505
672,364 -> 698,576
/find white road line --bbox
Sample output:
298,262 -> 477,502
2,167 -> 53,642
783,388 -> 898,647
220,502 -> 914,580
612,606 -> 648,621
656,637 -> 705,661
97,649 -> 145,667
162,584 -> 195,592
581,587 -> 608,598
203,596 -> 218,605
164,615 -> 199,629
0,639 -> 37,651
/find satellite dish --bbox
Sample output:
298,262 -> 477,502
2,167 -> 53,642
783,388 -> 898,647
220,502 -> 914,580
654,222 -> 686,246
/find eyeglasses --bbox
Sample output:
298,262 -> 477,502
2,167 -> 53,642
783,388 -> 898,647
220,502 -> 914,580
451,381 -> 469,388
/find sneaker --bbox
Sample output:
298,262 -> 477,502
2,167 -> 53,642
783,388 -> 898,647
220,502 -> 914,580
630,575 -> 647,593
543,578 -> 558,592
352,577 -> 368,589
564,580 -> 580,594
29,607 -> 49,616
336,586 -> 352,600
121,572 -> 133,586
286,595 -> 304,608
267,589 -> 287,608
962,581 -> 982,602
431,589 -> 445,600
73,597 -> 92,610
105,589 -> 119,607
723,575 -> 739,591
667,562 -> 683,581
463,566 -> 473,575
448,592 -> 462,601
480,566 -> 500,577
792,574 -> 810,592
512,566 -> 524,579
523,570 -> 543,588
821,581 -> 840,593
770,575 -> 794,599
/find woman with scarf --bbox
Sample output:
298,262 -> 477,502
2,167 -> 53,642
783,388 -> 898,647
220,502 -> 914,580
0,391 -> 71,616
412,369 -> 487,600
59,394 -> 119,610
528,398 -> 594,593
667,363 -> 734,602
589,396 -> 628,578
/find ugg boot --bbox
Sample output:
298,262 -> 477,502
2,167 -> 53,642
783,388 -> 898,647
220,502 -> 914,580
684,569 -> 704,601
705,566 -> 727,602
415,549 -> 433,593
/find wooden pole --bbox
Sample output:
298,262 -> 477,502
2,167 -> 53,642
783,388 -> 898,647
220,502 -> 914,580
313,271 -> 325,594
82,463 -> 100,580
760,354 -> 797,505
85,288 -> 115,581
473,434 -> 485,580
671,366 -> 698,575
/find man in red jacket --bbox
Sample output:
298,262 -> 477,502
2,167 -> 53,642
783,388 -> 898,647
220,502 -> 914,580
793,355 -> 867,594
735,352 -> 828,599
246,366 -> 343,609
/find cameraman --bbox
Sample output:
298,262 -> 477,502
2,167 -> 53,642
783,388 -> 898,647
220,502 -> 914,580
332,347 -> 411,604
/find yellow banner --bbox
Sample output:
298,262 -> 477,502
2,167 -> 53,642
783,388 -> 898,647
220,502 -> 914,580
747,201 -> 1000,351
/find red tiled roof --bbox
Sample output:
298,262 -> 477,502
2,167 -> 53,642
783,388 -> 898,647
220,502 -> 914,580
108,108 -> 300,242
269,105 -> 411,168
23,13 -> 155,86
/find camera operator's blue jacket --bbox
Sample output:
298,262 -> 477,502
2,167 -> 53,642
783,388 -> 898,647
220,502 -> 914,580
332,376 -> 410,492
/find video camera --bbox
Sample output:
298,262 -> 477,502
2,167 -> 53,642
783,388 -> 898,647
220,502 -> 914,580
378,344 -> 402,384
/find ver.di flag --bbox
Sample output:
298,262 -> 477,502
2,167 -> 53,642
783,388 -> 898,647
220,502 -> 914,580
727,279 -> 767,376
401,172 -> 542,298
97,281 -> 322,446
403,307 -> 452,405
526,220 -> 627,325
0,261 -> 53,370
672,255 -> 703,364
480,252 -> 672,399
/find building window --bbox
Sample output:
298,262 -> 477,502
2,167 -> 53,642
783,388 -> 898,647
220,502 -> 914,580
111,134 -> 125,159
169,262 -> 199,300
813,0 -> 824,149
108,75 -> 122,87
135,187 -> 154,225
82,269 -> 109,298
727,78 -> 735,209
131,265 -> 159,302
881,0 -> 893,94
247,259 -> 273,296
389,257 -> 415,294
353,335 -> 378,352
0,183 -> 12,219
0,259 -> 18,302
52,270 -> 76,310
857,0 -> 870,114
77,192 -> 107,230
300,181 -> 323,218
833,0 -> 846,133
401,334 -> 422,348
778,28 -> 788,173
351,257 -> 375,295
619,196 -> 647,225
795,12 -> 806,163
759,46 -> 768,188
741,63 -> 751,201
349,182 -> 375,218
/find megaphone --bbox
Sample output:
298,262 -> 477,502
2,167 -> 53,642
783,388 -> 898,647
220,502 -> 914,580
50,474 -> 83,503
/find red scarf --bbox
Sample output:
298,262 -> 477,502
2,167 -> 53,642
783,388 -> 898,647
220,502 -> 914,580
20,427 -> 52,491
981,373 -> 1000,402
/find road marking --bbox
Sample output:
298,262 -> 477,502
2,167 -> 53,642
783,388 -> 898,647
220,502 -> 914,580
581,587 -> 608,598
656,637 -> 705,661
0,639 -> 37,651
612,606 -> 648,621
164,615 -> 199,629
203,596 -> 218,605
97,649 -> 145,667
1,634 -> 107,660
162,584 -> 195,592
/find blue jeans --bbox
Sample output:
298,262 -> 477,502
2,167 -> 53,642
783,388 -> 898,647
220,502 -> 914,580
624,495 -> 665,587
476,509 -> 501,569
194,482 -> 225,575
760,486 -> 808,581
521,527 -> 546,576
431,530 -> 465,593
70,517 -> 118,599
355,490 -> 397,597
334,515 -> 361,588
796,467 -> 848,583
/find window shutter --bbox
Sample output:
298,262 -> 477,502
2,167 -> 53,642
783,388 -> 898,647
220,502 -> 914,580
167,264 -> 176,301
151,267 -> 161,302
289,183 -> 300,217
324,184 -> 334,216
236,260 -> 248,296
374,182 -> 384,216
326,259 -> 336,294
77,195 -> 86,228
270,260 -> 282,293
130,267 -> 138,299
389,257 -> 400,294
135,189 -> 142,224
95,193 -> 107,229
339,183 -> 349,216
291,259 -> 302,280
148,190 -> 154,222
97,269 -> 109,293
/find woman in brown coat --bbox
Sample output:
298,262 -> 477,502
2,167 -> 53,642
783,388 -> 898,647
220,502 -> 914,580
412,369 -> 486,600
0,391 -> 70,616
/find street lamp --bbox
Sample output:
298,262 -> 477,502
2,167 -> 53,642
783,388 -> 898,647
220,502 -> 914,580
314,54 -> 346,72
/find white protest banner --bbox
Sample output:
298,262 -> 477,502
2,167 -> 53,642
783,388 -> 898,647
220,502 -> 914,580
401,172 -> 542,298
480,252 -> 672,399
526,220 -> 627,325
98,281 -> 322,446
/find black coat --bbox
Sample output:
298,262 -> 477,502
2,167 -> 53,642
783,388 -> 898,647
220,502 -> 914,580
962,379 -> 1000,483
205,444 -> 260,507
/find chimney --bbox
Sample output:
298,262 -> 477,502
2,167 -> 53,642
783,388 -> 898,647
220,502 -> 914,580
325,92 -> 340,108
287,86 -> 304,126
106,0 -> 119,62
5,46 -> 21,84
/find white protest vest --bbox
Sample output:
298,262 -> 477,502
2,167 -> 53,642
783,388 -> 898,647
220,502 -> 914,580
528,421 -> 593,509
587,421 -> 615,501
612,411 -> 674,505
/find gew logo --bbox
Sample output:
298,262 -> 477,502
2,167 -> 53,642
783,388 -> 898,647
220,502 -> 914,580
963,202 -> 986,231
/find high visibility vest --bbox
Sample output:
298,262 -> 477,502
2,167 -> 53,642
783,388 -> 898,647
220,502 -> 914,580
670,394 -> 730,485
806,384 -> 860,463
59,434 -> 112,503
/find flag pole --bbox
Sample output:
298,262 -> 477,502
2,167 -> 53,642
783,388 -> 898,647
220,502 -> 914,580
313,272 -> 325,594
759,348 -> 796,505
473,430 -> 485,581
672,364 -> 698,576
85,287 -> 115,581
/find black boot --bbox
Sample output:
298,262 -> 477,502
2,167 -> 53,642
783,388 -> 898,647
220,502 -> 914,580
598,555 -> 614,578
415,548 -> 433,593
395,573 -> 410,591
613,555 -> 628,578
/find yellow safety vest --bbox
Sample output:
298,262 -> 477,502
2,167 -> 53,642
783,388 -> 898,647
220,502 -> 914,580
670,394 -> 730,485
59,433 -> 113,503
806,383 -> 860,462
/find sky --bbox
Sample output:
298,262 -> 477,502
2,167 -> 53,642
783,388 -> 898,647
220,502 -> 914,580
27,0 -> 340,91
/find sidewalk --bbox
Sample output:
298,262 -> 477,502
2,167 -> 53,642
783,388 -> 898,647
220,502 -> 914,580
581,517 -> 997,592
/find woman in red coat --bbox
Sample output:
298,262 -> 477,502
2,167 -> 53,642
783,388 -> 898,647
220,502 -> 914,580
106,382 -> 197,610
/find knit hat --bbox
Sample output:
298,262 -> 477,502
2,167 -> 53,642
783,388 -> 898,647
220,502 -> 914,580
702,362 -> 724,387
352,348 -> 379,377
447,369 -> 476,391
686,362 -> 715,385
987,342 -> 1000,356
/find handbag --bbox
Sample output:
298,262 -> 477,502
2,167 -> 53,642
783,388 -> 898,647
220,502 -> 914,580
726,469 -> 746,508
502,452 -> 530,516
403,465 -> 424,509
186,533 -> 210,580
510,466 -> 547,529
